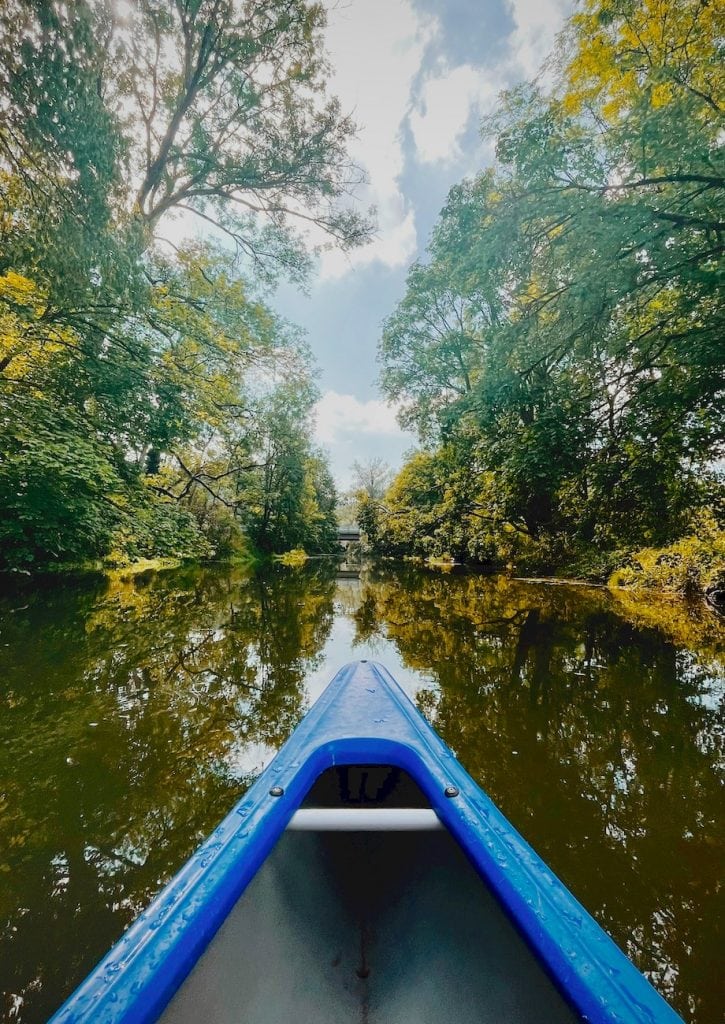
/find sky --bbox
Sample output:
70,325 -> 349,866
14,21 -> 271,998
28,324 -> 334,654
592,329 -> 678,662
272,0 -> 574,489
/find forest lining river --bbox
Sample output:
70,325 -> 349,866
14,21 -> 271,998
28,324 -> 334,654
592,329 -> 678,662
1,1 -> 722,1021
1,560 -> 722,1023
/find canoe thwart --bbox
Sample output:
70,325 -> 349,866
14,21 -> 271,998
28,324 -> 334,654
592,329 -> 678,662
286,807 -> 443,831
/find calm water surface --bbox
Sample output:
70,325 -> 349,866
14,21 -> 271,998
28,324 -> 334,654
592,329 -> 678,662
1,561 -> 723,1023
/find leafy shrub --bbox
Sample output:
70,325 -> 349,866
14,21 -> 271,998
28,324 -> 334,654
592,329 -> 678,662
110,493 -> 210,566
275,548 -> 308,566
609,515 -> 725,596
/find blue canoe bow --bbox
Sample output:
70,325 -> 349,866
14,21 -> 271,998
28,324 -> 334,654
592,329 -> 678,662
50,661 -> 683,1024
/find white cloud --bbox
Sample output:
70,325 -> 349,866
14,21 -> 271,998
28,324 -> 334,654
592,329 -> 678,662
313,390 -> 416,488
317,0 -> 433,280
314,390 -> 403,446
325,0 -> 426,196
158,1 -> 574,282
407,0 -> 573,169
409,63 -> 497,164
507,0 -> 573,80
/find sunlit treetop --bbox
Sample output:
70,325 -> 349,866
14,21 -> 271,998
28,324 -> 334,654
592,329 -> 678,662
563,0 -> 724,122
0,0 -> 373,278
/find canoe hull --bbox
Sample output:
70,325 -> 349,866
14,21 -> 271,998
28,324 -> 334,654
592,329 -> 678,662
50,661 -> 683,1024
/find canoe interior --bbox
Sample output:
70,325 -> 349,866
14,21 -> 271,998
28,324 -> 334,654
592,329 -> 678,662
160,766 -> 580,1024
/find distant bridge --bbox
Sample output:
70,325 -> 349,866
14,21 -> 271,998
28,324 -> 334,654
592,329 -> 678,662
337,526 -> 360,545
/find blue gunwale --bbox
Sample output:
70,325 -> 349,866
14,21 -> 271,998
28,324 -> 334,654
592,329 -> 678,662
51,660 -> 683,1024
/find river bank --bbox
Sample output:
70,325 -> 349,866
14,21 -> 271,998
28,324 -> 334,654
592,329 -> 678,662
3,541 -> 724,634
383,519 -> 725,615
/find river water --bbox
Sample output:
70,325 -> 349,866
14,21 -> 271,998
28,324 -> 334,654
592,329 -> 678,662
0,560 -> 722,1022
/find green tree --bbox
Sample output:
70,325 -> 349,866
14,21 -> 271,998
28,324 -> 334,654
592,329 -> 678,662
233,378 -> 338,554
0,0 -> 359,569
379,0 -> 724,565
0,0 -> 371,273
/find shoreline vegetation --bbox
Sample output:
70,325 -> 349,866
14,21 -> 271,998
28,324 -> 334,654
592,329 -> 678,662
361,0 -> 724,600
374,512 -> 725,608
1,0 -> 722,610
402,517 -> 725,604
4,519 -> 722,605
2,541 -> 722,629
0,1 -> 358,577
3,556 -> 722,687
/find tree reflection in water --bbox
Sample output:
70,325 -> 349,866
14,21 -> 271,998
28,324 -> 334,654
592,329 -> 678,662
0,563 -> 336,1024
351,566 -> 724,1024
0,561 -> 722,1023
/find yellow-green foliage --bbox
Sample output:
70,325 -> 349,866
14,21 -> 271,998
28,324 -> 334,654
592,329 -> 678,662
377,0 -> 724,570
275,548 -> 309,567
106,557 -> 184,579
609,516 -> 725,595
564,0 -> 723,123
610,587 -> 725,652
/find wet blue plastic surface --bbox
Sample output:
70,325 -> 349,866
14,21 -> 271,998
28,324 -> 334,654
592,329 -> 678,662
50,660 -> 683,1024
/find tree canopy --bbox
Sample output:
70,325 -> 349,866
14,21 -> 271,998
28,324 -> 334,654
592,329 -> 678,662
378,0 -> 724,571
0,0 -> 364,570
